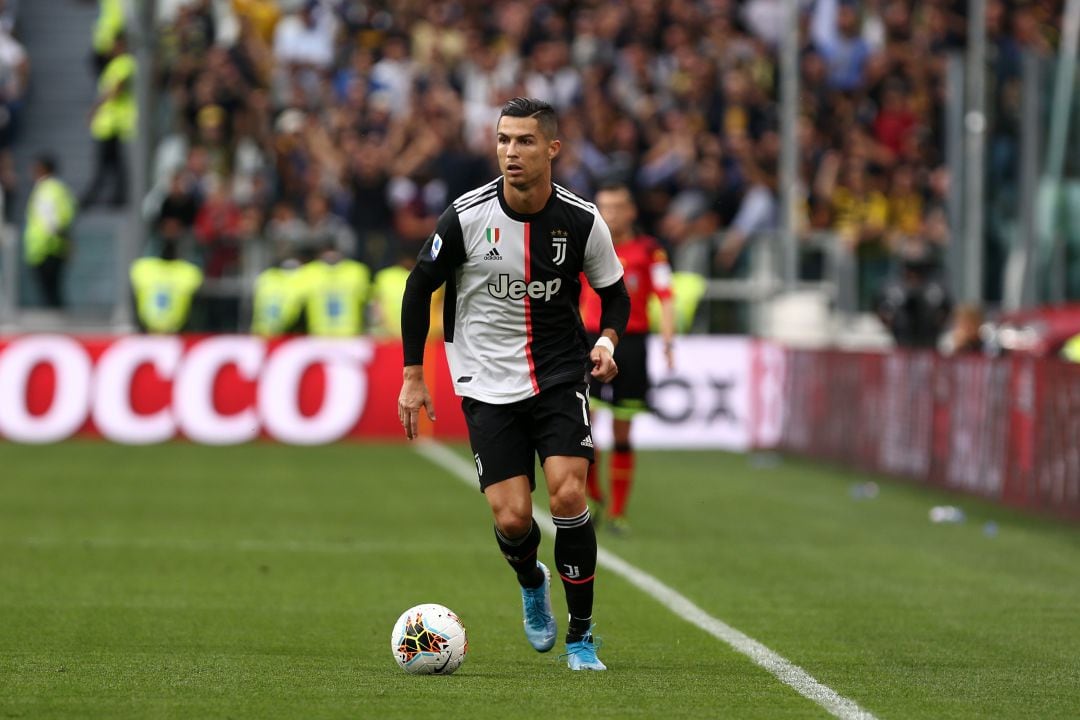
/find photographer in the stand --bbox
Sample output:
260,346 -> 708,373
876,241 -> 951,349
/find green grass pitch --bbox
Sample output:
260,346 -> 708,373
1,441 -> 1078,719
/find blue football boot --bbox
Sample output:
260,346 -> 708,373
563,627 -> 607,671
521,561 -> 557,652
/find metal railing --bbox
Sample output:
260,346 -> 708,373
693,229 -> 859,336
0,222 -> 17,331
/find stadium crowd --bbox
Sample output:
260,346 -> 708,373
117,0 -> 1064,334
0,0 -> 27,221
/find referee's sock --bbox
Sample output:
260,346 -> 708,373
609,446 -> 634,518
586,452 -> 605,504
494,519 -> 544,589
553,508 -> 597,643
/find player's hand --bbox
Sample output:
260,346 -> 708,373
398,369 -> 435,441
590,346 -> 618,383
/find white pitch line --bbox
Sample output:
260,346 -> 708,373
413,440 -> 878,720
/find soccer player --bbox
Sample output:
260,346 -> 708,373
398,98 -> 629,671
580,183 -> 675,534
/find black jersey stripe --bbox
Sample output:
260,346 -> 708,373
454,190 -> 498,214
554,190 -> 595,212
455,177 -> 498,202
453,178 -> 499,207
554,182 -> 596,204
554,187 -> 597,213
553,182 -> 590,200
453,189 -> 496,210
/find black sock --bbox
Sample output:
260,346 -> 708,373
553,508 -> 597,642
494,520 -> 544,588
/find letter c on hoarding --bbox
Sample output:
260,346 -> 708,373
0,335 -> 91,443
92,336 -> 183,444
174,336 -> 266,445
258,339 -> 373,445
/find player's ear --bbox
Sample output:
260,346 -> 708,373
548,138 -> 561,161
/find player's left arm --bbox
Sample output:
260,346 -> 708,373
650,244 -> 676,371
583,214 -> 629,382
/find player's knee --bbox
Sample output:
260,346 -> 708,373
493,506 -> 532,538
549,481 -> 587,518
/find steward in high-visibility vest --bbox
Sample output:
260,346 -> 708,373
23,156 -> 77,308
648,270 -> 706,333
83,33 -> 136,207
91,43 -> 136,143
92,0 -> 125,74
371,256 -> 445,339
301,249 -> 372,337
251,259 -> 307,337
1063,333 -> 1080,363
130,245 -> 203,334
371,261 -> 409,338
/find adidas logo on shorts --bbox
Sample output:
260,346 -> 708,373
580,435 -> 594,448
483,247 -> 502,261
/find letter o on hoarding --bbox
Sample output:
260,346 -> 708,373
650,376 -> 694,424
258,339 -> 373,445
0,335 -> 91,443
174,336 -> 266,445
93,336 -> 183,444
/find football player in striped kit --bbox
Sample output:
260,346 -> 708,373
398,98 -> 629,671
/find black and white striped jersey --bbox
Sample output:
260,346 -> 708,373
416,177 -> 624,404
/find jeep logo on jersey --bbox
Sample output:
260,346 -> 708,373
488,274 -> 562,301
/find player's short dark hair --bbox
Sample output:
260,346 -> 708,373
499,97 -> 558,140
35,153 -> 58,175
595,180 -> 632,196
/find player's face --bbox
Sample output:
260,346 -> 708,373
496,116 -> 560,190
596,188 -> 636,239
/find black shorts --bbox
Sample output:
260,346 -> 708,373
589,332 -> 650,419
461,379 -> 595,492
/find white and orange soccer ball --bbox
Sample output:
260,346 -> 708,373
390,604 -> 468,675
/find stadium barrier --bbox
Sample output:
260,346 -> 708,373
778,349 -> 1080,517
5,335 -> 1072,516
0,335 -> 467,445
0,335 -> 773,450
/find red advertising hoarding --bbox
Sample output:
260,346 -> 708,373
778,349 -> 1080,518
0,335 -> 467,445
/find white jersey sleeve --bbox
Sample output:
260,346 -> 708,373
582,214 -> 624,289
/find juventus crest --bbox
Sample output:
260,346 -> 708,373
551,230 -> 568,265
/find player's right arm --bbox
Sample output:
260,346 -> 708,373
398,206 -> 465,440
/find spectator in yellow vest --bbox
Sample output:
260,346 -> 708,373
251,257 -> 308,337
130,241 -> 204,334
300,246 -> 371,337
24,155 -> 77,308
370,252 -> 444,339
83,33 -> 136,208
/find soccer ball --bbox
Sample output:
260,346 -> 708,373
390,603 -> 468,675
